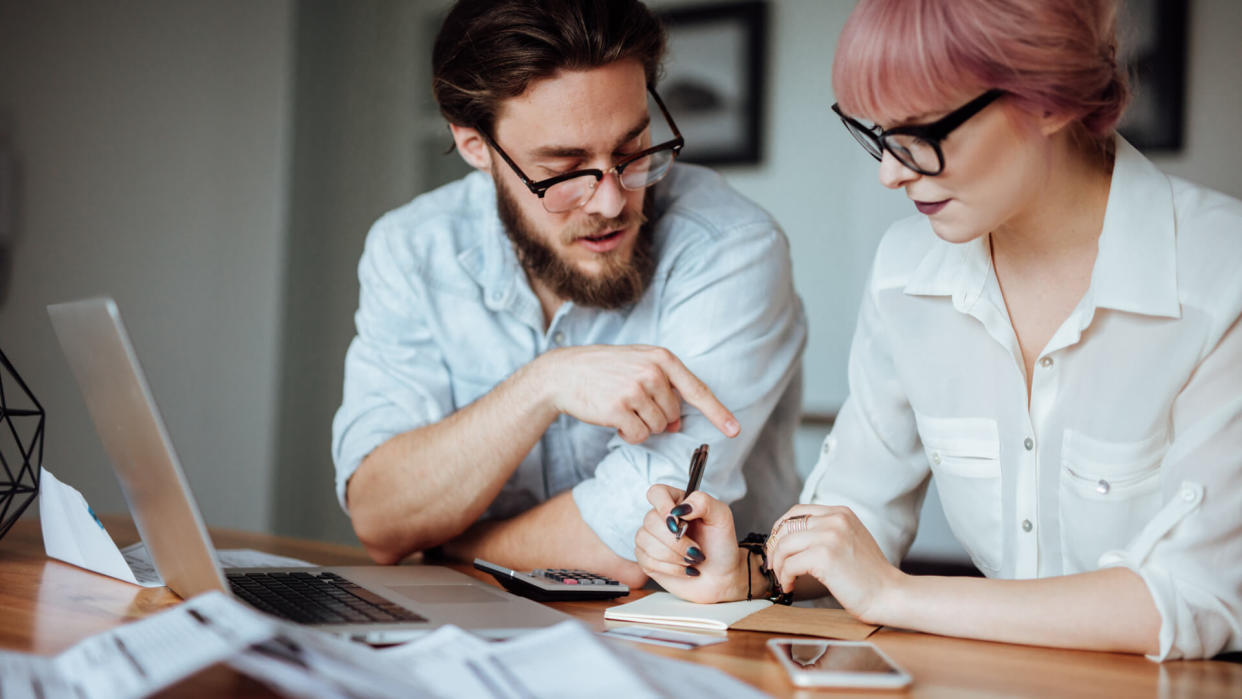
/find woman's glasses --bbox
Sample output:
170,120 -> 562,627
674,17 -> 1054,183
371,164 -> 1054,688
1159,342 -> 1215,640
832,90 -> 1005,176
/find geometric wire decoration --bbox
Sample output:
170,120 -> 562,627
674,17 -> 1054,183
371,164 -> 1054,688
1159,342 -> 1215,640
0,347 -> 44,542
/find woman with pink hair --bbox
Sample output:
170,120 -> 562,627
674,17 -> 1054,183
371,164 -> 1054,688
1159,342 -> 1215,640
635,0 -> 1241,659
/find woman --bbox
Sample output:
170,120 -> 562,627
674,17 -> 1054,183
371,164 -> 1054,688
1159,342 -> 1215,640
635,0 -> 1241,660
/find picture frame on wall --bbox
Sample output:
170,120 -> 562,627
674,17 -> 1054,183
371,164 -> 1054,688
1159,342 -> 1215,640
657,1 -> 768,166
1116,0 -> 1188,152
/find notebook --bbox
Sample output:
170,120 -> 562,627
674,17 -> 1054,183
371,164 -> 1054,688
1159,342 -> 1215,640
48,296 -> 572,643
605,592 -> 878,641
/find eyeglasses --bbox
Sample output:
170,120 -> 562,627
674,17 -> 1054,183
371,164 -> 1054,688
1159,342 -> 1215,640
479,86 -> 685,213
831,90 -> 1005,176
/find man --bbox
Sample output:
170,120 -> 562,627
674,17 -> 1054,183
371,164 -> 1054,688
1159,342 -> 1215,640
332,0 -> 805,587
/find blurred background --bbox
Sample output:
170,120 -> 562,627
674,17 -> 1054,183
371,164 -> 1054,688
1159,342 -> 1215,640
1,0 -> 1238,568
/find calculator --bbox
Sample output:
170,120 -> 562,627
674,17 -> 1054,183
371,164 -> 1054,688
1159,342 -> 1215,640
473,558 -> 630,602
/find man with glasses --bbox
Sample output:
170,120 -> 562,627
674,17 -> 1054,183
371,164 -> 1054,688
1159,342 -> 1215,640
331,0 -> 805,585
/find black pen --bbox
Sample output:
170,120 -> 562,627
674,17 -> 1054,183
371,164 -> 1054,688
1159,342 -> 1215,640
672,443 -> 708,540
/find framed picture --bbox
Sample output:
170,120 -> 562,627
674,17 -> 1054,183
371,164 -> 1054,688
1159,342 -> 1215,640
657,1 -> 768,166
1116,0 -> 1188,152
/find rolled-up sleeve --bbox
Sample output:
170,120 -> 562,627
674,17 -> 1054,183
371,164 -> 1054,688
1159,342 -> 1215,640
799,264 -> 930,566
331,221 -> 454,512
1098,312 -> 1242,661
573,221 -> 806,560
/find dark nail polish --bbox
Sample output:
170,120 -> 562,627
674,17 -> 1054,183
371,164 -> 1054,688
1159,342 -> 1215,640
684,566 -> 700,577
686,546 -> 705,563
683,556 -> 695,565
670,503 -> 692,517
665,516 -> 681,535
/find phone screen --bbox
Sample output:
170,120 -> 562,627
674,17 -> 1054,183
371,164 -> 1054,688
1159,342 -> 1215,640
774,641 -> 898,674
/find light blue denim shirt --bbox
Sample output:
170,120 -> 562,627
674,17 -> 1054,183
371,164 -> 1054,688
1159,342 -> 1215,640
332,163 -> 806,560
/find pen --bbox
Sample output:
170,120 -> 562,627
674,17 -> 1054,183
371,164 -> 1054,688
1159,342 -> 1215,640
672,443 -> 708,540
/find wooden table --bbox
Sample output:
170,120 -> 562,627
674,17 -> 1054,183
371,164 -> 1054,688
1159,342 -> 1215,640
2,515 -> 1239,698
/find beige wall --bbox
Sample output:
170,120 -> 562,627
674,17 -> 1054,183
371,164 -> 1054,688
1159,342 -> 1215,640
0,0 -> 294,532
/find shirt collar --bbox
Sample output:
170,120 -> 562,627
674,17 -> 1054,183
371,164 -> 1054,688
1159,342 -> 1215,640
903,135 -> 1180,320
1090,136 -> 1180,319
456,172 -> 543,322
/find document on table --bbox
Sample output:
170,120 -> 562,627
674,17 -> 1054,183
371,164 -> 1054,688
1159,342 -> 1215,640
39,468 -> 313,587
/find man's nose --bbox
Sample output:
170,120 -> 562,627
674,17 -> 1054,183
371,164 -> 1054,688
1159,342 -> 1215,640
583,171 -> 626,219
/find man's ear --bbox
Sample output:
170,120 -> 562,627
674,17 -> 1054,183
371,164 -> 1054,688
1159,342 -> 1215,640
449,124 -> 492,171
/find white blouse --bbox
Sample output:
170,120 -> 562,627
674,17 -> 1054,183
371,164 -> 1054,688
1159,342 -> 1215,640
802,138 -> 1242,661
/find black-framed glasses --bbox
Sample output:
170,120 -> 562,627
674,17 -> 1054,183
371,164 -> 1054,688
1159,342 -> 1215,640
479,86 -> 685,213
831,90 -> 1005,176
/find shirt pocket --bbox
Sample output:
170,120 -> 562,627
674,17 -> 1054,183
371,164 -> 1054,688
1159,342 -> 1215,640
1058,429 -> 1166,573
915,414 -> 1002,576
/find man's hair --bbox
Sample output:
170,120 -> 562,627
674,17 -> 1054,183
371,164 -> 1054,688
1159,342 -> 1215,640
432,0 -> 666,137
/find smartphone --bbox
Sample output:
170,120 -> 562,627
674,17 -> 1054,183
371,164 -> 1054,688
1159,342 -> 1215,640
767,638 -> 912,689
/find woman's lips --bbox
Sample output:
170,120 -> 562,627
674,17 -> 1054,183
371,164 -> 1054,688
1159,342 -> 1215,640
576,228 -> 627,253
914,199 -> 949,215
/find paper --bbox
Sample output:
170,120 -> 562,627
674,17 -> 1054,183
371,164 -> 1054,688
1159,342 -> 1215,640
38,468 -> 156,586
601,625 -> 729,650
730,603 -> 878,641
39,468 -> 314,587
604,592 -> 771,630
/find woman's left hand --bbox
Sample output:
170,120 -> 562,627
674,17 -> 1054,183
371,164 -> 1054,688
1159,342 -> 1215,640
766,505 -> 906,624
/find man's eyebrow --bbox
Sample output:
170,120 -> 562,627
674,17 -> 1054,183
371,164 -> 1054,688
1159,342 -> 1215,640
530,116 -> 651,159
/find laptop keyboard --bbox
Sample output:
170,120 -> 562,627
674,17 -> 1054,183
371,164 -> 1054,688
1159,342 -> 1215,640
227,571 -> 427,625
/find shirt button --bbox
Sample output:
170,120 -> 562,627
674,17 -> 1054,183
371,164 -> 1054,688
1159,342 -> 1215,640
1181,488 -> 1196,502
1096,479 -> 1110,495
1039,356 -> 1054,368
1024,437 -> 1034,451
931,452 -> 942,465
490,291 -> 503,302
552,331 -> 566,345
1021,519 -> 1033,532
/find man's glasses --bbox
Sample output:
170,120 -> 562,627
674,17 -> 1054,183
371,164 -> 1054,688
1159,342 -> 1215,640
831,90 -> 1005,176
480,87 -> 685,214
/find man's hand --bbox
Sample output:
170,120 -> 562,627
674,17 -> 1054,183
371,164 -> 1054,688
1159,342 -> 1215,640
534,345 -> 740,443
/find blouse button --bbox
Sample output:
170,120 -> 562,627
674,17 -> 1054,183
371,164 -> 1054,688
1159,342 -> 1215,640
1096,479 -> 1110,495
1182,488 -> 1196,502
1021,519 -> 1033,532
1040,356 -> 1054,368
931,452 -> 942,465
1023,437 -> 1034,451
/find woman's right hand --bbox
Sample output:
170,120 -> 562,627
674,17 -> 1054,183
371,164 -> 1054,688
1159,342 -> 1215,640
634,485 -> 748,603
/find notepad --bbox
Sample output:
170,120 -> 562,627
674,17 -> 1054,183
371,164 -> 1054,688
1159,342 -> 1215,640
605,593 -> 770,630
604,593 -> 878,640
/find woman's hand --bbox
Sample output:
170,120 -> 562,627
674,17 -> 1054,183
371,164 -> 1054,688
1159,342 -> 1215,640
634,485 -> 748,603
766,505 -> 907,623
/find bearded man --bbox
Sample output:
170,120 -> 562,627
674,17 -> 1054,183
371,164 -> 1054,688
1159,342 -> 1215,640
332,0 -> 806,586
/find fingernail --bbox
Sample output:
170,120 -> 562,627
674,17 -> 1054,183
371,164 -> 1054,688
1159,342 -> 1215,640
686,546 -> 705,563
684,566 -> 700,577
665,516 -> 681,535
670,503 -> 692,517
683,556 -> 695,565
725,419 -> 740,436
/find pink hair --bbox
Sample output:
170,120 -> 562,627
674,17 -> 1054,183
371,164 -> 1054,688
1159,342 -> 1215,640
832,0 -> 1129,143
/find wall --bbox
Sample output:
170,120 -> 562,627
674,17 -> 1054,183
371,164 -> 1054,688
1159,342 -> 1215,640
0,0 -> 294,532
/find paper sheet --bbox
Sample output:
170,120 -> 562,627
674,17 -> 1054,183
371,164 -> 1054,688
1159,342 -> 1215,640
39,468 -> 313,587
601,625 -> 729,650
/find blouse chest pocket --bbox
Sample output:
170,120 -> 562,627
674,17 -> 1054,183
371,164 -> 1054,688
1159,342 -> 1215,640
1058,429 -> 1166,573
915,414 -> 1003,576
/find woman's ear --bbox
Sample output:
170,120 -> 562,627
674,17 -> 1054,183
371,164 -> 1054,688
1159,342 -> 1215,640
1038,110 -> 1078,138
449,124 -> 491,171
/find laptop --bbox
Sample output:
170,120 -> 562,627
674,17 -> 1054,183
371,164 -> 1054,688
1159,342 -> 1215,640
48,297 -> 572,643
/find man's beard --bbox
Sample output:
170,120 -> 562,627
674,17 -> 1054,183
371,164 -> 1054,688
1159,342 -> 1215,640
495,174 -> 656,310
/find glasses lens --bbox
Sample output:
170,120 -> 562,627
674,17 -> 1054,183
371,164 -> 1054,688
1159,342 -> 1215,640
840,117 -> 882,160
618,148 -> 675,191
884,134 -> 942,175
542,175 -> 597,213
